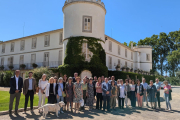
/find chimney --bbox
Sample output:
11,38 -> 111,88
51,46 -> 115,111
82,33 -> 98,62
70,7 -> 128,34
131,43 -> 133,49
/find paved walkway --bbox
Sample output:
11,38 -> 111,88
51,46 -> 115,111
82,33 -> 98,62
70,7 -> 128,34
0,86 -> 180,120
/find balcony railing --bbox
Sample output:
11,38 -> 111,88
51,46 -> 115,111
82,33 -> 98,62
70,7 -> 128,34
1,61 -> 62,70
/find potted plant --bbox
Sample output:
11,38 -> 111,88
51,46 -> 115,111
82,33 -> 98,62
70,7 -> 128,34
115,64 -> 120,71
0,65 -> 4,70
134,69 -> 138,73
20,64 -> 26,69
121,66 -> 126,72
8,65 -> 14,70
126,67 -> 130,72
32,63 -> 38,68
130,68 -> 133,72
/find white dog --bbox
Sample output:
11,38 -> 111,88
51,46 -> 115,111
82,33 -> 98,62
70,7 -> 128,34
38,101 -> 65,118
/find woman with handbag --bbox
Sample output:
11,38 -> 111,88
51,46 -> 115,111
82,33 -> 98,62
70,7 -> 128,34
63,74 -> 68,110
46,77 -> 56,104
65,77 -> 74,112
73,77 -> 83,113
86,77 -> 94,110
96,77 -> 103,110
38,74 -> 48,113
55,77 -> 65,114
164,81 -> 172,110
135,79 -> 144,108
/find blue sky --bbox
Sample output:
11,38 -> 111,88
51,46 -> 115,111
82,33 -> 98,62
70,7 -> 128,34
0,0 -> 180,44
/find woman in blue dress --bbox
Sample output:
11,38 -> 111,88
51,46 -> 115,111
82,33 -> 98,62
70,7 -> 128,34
147,80 -> 157,109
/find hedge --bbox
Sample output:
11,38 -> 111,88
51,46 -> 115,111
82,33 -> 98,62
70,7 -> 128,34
108,71 -> 156,83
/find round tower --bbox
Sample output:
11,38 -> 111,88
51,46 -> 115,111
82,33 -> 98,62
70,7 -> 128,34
62,0 -> 106,62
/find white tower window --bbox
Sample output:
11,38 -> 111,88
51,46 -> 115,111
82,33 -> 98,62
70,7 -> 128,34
59,33 -> 63,45
82,42 -> 92,61
82,16 -> 92,33
44,35 -> 50,47
146,54 -> 150,61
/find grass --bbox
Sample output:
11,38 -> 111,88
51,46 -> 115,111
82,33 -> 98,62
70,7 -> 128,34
0,91 -> 48,111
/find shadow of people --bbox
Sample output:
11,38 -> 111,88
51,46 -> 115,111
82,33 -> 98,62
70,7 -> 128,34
9,114 -> 25,120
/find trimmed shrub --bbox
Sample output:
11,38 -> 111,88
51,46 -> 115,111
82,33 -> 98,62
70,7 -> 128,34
3,71 -> 14,87
0,72 -> 4,86
108,71 -> 156,83
26,67 -> 53,85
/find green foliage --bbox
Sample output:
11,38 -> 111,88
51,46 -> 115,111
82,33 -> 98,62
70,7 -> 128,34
108,71 -> 156,83
128,41 -> 137,48
3,71 -> 14,87
176,71 -> 180,78
26,67 -> 53,85
0,72 -> 4,86
167,48 -> 180,76
123,42 -> 127,46
166,77 -> 180,85
59,36 -> 108,77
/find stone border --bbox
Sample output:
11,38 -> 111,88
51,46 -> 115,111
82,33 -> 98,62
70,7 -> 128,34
0,106 -> 38,115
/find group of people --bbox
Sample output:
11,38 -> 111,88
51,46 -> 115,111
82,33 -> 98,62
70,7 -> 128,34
9,70 -> 172,115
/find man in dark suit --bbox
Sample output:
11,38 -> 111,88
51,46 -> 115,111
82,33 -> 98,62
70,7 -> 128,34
102,77 -> 112,112
72,72 -> 78,83
9,70 -> 23,115
23,72 -> 36,113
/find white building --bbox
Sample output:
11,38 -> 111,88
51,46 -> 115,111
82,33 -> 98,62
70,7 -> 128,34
0,0 -> 152,77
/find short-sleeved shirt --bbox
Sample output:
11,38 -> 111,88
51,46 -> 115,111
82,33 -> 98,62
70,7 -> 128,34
154,82 -> 161,92
164,85 -> 171,94
141,82 -> 148,90
130,84 -> 135,91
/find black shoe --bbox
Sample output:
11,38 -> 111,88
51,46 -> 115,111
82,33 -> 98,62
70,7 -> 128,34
122,107 -> 124,109
15,111 -> 18,115
102,109 -> 105,112
9,110 -> 12,115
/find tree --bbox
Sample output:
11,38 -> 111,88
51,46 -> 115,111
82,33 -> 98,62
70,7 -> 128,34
123,42 -> 127,46
167,48 -> 180,77
128,41 -> 137,48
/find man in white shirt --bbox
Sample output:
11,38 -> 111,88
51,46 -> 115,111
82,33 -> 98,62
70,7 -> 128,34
141,78 -> 148,107
9,70 -> 23,115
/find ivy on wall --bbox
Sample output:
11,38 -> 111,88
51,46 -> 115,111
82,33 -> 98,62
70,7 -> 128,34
58,36 -> 108,77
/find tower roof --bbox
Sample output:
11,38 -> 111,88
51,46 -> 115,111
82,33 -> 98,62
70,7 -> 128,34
64,0 -> 105,8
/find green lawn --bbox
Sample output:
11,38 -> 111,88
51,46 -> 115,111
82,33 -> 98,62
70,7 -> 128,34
0,91 -> 48,111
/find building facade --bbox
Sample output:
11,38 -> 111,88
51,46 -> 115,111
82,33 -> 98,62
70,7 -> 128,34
0,0 -> 152,77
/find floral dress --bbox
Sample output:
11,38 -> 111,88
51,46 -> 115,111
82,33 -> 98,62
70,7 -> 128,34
86,83 -> 94,107
73,82 -> 82,103
66,82 -> 74,102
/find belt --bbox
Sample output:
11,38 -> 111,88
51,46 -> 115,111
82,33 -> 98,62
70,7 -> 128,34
28,90 -> 33,91
50,93 -> 54,94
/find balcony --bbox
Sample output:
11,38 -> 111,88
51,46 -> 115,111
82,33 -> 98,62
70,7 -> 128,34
1,61 -> 62,71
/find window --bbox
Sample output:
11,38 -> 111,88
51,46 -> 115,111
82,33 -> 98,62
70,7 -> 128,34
146,54 -> 150,61
20,40 -> 25,51
44,35 -> 50,47
125,49 -> 127,57
10,42 -> 15,52
59,33 -> 63,45
31,54 -> 36,64
1,58 -> 4,65
2,44 -> 5,53
118,59 -> 120,65
59,50 -> 63,65
109,56 -> 112,69
109,41 -> 112,52
8,57 -> 13,65
19,55 -> 24,65
44,52 -> 49,66
32,38 -> 37,49
82,42 -> 92,60
131,63 -> 133,68
83,16 -> 92,32
125,61 -> 127,67
131,52 -> 133,60
118,45 -> 120,55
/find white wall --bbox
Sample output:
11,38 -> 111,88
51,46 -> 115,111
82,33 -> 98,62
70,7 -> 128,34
0,30 -> 63,68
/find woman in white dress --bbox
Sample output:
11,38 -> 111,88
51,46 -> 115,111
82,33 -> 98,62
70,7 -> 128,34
38,74 -> 48,113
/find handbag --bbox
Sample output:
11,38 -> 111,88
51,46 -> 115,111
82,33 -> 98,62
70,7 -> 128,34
80,99 -> 84,107
36,80 -> 41,93
59,84 -> 66,97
